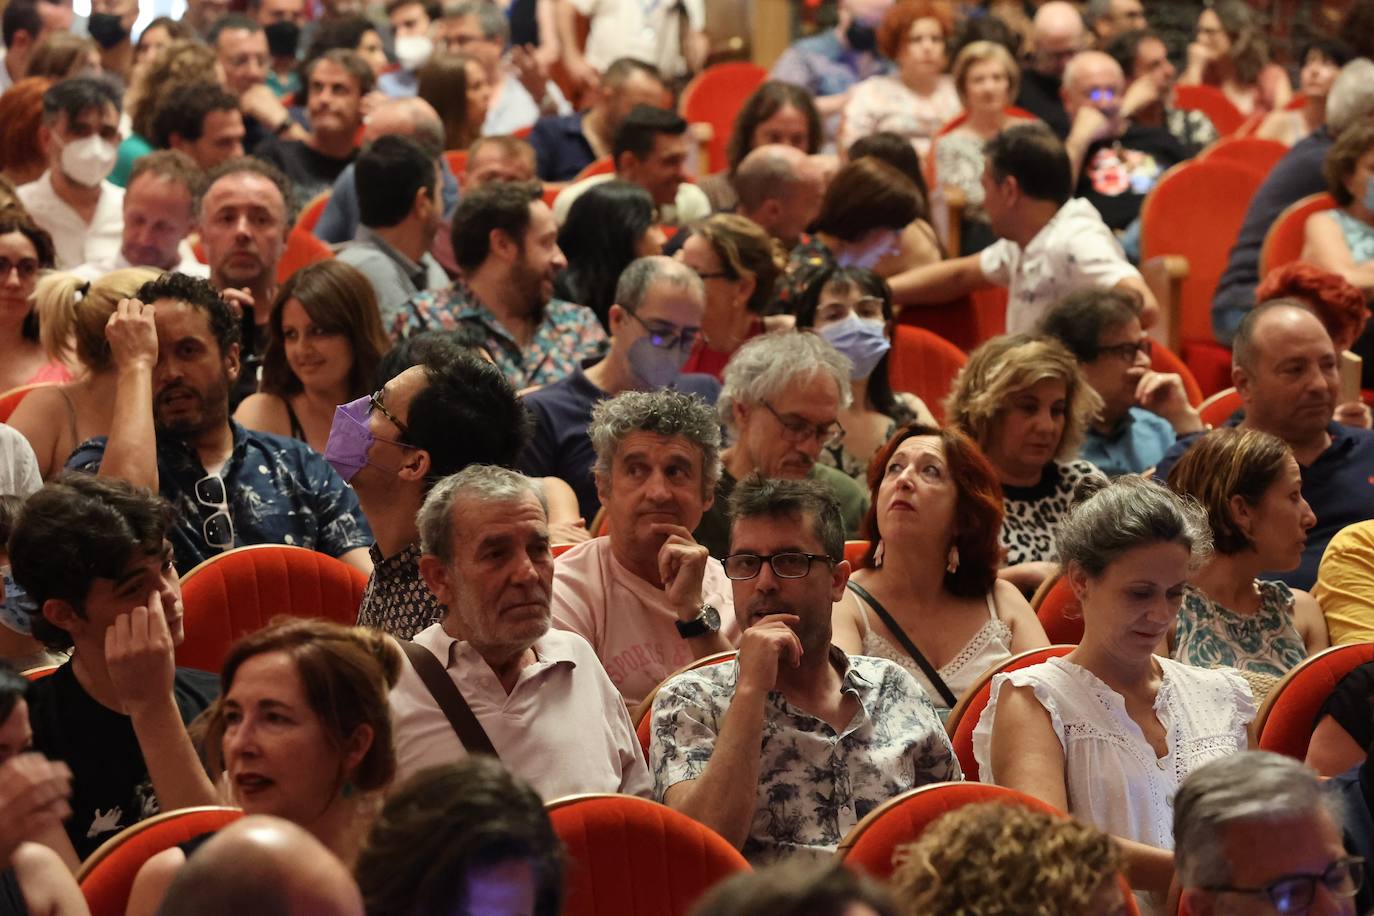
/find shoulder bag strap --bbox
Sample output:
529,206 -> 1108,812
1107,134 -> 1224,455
399,638 -> 499,758
846,580 -> 959,708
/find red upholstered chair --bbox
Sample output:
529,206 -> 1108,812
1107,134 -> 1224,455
946,645 -> 1076,780
635,651 -> 738,753
0,382 -> 54,422
1198,386 -> 1242,429
1258,192 -> 1338,278
176,545 -> 369,673
843,540 -> 870,569
1201,136 -> 1288,175
895,295 -> 979,353
886,325 -> 966,424
295,190 -> 331,235
1147,341 -> 1203,407
547,794 -> 750,916
1172,84 -> 1247,136
552,542 -> 576,558
276,230 -> 334,285
22,664 -> 58,680
572,155 -> 615,182
77,807 -> 242,916
679,62 -> 769,175
1255,643 -> 1374,760
1031,574 -> 1082,645
442,149 -> 468,176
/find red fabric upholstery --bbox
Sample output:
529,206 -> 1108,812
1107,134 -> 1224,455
548,794 -> 749,916
78,807 -> 242,916
1180,341 -> 1234,399
296,191 -> 331,235
679,62 -> 769,175
276,230 -> 334,286
1202,136 -> 1288,175
176,545 -> 369,673
442,149 -> 468,176
887,325 -> 966,424
1257,643 -> 1374,760
843,540 -> 870,569
1198,387 -> 1242,429
1148,341 -> 1203,407
572,156 -> 615,182
22,665 -> 57,680
1172,84 -> 1247,136
949,645 -> 1076,780
1258,192 -> 1338,279
895,296 -> 980,353
0,382 -> 53,422
1034,576 -> 1083,645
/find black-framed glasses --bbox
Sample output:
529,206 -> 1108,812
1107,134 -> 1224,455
1203,856 -> 1364,914
723,552 -> 834,580
0,257 -> 41,281
761,400 -> 845,448
194,474 -> 235,551
624,309 -> 700,352
1095,338 -> 1152,363
369,389 -> 410,437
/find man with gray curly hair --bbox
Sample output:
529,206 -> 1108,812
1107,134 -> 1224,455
551,388 -> 739,707
693,332 -> 869,558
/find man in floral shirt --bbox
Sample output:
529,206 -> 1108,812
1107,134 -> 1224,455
390,180 -> 607,390
649,475 -> 959,865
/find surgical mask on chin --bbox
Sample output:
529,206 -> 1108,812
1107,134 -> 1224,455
394,34 -> 434,71
836,233 -> 895,270
821,315 -> 889,380
60,135 -> 117,188
627,338 -> 688,389
0,565 -> 36,636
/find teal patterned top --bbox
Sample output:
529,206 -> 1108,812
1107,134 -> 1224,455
1173,580 -> 1307,678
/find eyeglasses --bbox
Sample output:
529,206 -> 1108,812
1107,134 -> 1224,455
0,257 -> 41,281
1087,87 -> 1121,104
1203,856 -> 1364,914
1095,338 -> 1152,362
369,389 -> 410,438
194,474 -> 235,551
761,400 -> 845,448
723,552 -> 834,580
624,309 -> 700,352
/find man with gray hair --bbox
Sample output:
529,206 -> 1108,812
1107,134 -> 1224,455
551,389 -> 740,707
389,463 -> 651,797
1175,751 -> 1360,915
692,332 -> 869,559
520,255 -> 719,525
1085,0 -> 1145,47
734,145 -> 828,251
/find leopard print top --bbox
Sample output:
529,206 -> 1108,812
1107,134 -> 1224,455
1000,459 -> 1101,566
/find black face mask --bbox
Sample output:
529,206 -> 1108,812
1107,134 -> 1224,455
845,20 -> 877,53
264,20 -> 301,58
87,12 -> 127,49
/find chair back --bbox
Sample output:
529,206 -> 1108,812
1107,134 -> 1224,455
894,294 -> 979,352
843,540 -> 870,569
679,62 -> 769,175
1032,574 -> 1082,645
1172,84 -> 1247,136
547,794 -> 750,916
1202,136 -> 1288,175
1258,192 -> 1338,278
22,664 -> 58,680
635,651 -> 739,753
1255,643 -> 1374,759
0,382 -> 54,423
572,156 -> 615,182
442,149 -> 468,176
947,645 -> 1076,780
276,230 -> 334,285
1148,340 -> 1203,407
1197,387 -> 1242,429
177,545 -> 369,673
295,190 -> 331,235
886,325 -> 966,424
77,807 -> 243,916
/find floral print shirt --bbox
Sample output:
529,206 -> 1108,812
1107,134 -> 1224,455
391,280 -> 608,390
1174,580 -> 1307,679
649,646 -> 961,866
358,541 -> 445,639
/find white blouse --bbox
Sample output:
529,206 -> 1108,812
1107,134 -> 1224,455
972,655 -> 1255,850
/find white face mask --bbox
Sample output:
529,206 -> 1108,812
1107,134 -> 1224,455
60,135 -> 117,188
394,34 -> 434,71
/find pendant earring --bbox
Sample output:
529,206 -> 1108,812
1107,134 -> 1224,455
872,540 -> 885,569
946,545 -> 960,574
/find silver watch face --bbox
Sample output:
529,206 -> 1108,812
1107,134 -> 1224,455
700,604 -> 720,631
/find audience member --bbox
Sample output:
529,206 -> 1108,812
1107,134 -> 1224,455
131,16 -> 193,72
302,14 -> 387,79
355,759 -> 563,916
74,150 -> 209,279
182,0 -> 232,37
0,77 -> 53,188
0,210 -> 67,391
210,16 -> 303,153
87,0 -> 138,81
377,0 -> 438,97
10,474 -> 219,859
691,863 -> 897,916
890,802 -> 1125,915
1316,514 -> 1374,647
1040,288 -> 1203,476
1104,28 -> 1218,156
1085,0 -> 1144,47
16,75 -> 122,270
945,334 -> 1102,593
23,32 -> 99,81
694,332 -> 869,558
700,81 -> 821,214
522,257 -> 716,522
1179,0 -> 1290,118
1175,751 -> 1359,916
732,144 -> 827,252
1307,659 -> 1374,776
889,122 -> 1157,333
70,272 -> 373,574
839,0 -> 958,159
1157,300 -> 1374,590
0,744 -> 81,916
0,1 -> 50,92
248,0 -> 307,98
390,464 -> 652,796
558,0 -> 704,91
337,135 -> 450,325
114,37 -> 217,187
975,475 -> 1255,903
1303,121 -> 1374,300
553,179 -> 665,330
392,180 -> 607,390
793,267 -> 937,478
235,260 -> 390,453
1213,60 -> 1374,342
845,132 -> 942,265
415,53 -> 489,152
151,82 -> 247,172
550,388 -> 737,705
769,0 -> 893,136
9,267 -> 160,479
1015,1 -> 1086,138
126,618 -> 400,915
0,495 -> 56,672
652,475 -> 959,864
1256,38 -> 1351,148
832,423 -> 1047,718
461,133 -> 538,187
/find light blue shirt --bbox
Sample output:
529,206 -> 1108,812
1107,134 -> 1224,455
1080,407 -> 1177,477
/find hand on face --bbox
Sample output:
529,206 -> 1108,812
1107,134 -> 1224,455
0,753 -> 73,861
1135,371 -> 1190,421
653,524 -> 709,616
735,613 -> 802,694
105,298 -> 159,372
105,588 -> 179,716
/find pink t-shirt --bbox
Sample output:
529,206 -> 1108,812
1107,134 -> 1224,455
552,536 -> 741,706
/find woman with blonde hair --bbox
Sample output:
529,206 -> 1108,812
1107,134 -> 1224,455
24,33 -> 100,80
8,267 -> 161,478
945,334 -> 1103,594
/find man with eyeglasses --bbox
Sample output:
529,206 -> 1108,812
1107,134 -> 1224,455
650,475 -> 958,866
67,272 -> 374,577
691,331 -> 868,560
1041,288 -> 1204,476
520,256 -> 718,525
1176,751 -> 1360,916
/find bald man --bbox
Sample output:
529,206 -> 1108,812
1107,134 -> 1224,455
733,145 -> 827,250
158,816 -> 363,916
1016,1 -> 1087,137
1062,49 -> 1187,236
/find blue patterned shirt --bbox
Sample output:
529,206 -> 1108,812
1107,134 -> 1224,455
649,647 -> 961,866
392,280 -> 608,390
67,422 -> 372,575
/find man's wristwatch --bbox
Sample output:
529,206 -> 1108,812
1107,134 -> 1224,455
675,603 -> 721,639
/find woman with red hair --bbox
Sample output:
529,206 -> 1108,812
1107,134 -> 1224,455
0,78 -> 53,188
830,422 -> 1048,720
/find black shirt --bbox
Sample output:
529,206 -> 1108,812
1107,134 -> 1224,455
252,136 -> 356,202
1016,68 -> 1069,138
1074,123 -> 1188,232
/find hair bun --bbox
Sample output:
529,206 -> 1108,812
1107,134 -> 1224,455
1070,472 -> 1112,508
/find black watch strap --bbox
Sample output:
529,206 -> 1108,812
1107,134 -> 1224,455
675,604 -> 719,638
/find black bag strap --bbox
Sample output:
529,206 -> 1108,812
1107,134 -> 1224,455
399,638 -> 499,758
846,580 -> 959,707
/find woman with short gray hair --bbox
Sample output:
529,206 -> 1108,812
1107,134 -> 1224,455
972,475 -> 1257,911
